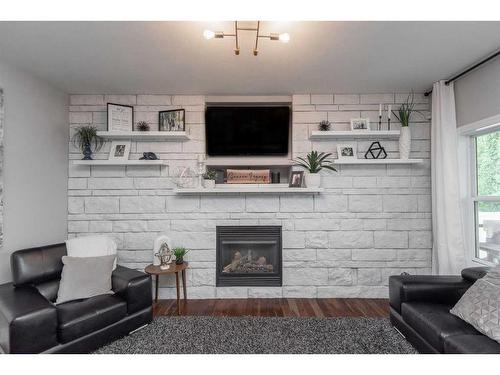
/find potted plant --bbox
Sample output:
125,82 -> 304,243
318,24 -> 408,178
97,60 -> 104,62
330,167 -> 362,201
72,126 -> 105,160
392,92 -> 422,159
173,247 -> 189,265
136,121 -> 150,131
293,150 -> 336,188
318,120 -> 331,131
203,169 -> 217,188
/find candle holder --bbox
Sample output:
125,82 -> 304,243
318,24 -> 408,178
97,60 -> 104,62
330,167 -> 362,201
378,115 -> 382,131
197,157 -> 205,188
387,118 -> 391,131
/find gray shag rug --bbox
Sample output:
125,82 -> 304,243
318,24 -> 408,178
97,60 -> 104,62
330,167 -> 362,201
95,316 -> 416,354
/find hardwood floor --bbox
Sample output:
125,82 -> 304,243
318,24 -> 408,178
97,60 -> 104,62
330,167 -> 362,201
153,298 -> 390,317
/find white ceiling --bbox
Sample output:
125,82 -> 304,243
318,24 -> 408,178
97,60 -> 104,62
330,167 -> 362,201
0,21 -> 499,94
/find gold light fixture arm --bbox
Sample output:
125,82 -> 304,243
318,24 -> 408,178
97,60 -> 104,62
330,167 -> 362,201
234,21 -> 240,55
253,21 -> 260,56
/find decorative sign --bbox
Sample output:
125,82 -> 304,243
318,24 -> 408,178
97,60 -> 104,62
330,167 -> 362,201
226,169 -> 271,184
107,103 -> 133,132
364,141 -> 387,159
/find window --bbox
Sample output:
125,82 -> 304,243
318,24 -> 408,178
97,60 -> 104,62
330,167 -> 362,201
472,130 -> 500,264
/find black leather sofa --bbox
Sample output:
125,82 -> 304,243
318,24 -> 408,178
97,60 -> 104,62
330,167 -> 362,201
390,266 -> 500,354
0,243 -> 153,353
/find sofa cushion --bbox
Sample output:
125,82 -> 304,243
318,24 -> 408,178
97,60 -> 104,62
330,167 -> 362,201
444,334 -> 500,354
57,294 -> 127,344
66,236 -> 117,270
56,255 -> 115,304
461,267 -> 490,282
401,302 -> 481,352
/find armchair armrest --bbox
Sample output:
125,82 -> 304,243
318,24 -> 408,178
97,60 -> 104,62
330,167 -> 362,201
389,275 -> 472,314
0,283 -> 58,353
112,265 -> 152,314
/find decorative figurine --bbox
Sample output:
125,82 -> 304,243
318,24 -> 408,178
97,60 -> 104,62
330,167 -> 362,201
155,242 -> 173,270
364,141 -> 387,159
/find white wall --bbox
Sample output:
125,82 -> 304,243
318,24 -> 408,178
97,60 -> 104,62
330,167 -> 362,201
68,93 -> 431,298
0,61 -> 68,283
455,57 -> 500,127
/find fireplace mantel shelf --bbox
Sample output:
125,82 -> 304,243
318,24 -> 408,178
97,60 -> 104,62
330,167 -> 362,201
174,184 -> 323,194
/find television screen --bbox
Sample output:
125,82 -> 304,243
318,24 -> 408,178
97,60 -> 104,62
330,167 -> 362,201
205,106 -> 290,156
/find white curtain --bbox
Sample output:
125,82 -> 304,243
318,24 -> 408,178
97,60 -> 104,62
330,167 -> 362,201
431,81 -> 467,274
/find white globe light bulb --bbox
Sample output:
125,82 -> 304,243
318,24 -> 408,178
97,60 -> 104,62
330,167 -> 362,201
203,30 -> 215,40
279,33 -> 290,43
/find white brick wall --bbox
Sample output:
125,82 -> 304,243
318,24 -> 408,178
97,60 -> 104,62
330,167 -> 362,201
67,93 -> 431,298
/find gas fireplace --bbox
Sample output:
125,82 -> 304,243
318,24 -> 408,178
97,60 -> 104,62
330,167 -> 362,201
216,226 -> 282,287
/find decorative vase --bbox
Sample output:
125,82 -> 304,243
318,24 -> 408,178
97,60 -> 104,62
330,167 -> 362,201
399,126 -> 411,159
305,172 -> 321,188
204,179 -> 216,189
82,143 -> 93,160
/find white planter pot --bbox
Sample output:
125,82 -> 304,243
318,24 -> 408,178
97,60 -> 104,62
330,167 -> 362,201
204,179 -> 216,188
305,172 -> 321,188
399,126 -> 411,159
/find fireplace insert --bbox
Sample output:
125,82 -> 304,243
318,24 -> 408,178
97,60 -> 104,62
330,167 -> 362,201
216,226 -> 282,287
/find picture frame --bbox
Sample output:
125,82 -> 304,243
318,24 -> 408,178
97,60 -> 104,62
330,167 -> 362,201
108,141 -> 131,161
289,171 -> 304,188
350,118 -> 370,131
337,143 -> 357,160
159,109 -> 185,132
107,103 -> 134,132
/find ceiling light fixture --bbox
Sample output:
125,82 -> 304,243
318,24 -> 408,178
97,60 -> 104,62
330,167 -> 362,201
203,21 -> 290,56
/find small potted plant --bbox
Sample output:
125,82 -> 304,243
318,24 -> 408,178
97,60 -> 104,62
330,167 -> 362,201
293,150 -> 336,188
136,121 -> 150,131
72,125 -> 105,160
173,247 -> 189,265
318,120 -> 331,131
392,91 -> 422,159
203,169 -> 217,188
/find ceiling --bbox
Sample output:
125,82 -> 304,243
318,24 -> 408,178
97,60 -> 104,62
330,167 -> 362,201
0,21 -> 499,94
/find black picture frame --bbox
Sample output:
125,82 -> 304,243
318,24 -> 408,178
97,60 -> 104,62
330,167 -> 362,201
107,103 -> 134,132
159,109 -> 185,132
289,171 -> 304,188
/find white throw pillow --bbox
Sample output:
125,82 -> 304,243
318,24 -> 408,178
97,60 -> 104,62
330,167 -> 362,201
66,235 -> 117,270
450,265 -> 500,344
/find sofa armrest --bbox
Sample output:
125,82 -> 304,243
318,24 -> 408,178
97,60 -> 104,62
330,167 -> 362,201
0,283 -> 58,353
112,265 -> 152,314
389,275 -> 472,314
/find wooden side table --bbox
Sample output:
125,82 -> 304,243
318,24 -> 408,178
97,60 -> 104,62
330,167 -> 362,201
145,262 -> 188,315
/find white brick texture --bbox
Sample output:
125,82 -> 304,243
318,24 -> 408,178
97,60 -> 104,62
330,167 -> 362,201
67,93 -> 431,298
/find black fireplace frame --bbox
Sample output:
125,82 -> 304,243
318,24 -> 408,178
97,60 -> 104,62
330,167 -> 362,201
216,226 -> 282,287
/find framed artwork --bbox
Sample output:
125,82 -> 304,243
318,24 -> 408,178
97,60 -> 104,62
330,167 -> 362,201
159,109 -> 185,132
108,141 -> 131,161
337,143 -> 357,160
350,118 -> 370,131
107,103 -> 134,132
289,171 -> 304,188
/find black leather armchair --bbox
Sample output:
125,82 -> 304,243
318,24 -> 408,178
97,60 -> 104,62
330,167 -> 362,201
0,243 -> 153,354
389,267 -> 500,354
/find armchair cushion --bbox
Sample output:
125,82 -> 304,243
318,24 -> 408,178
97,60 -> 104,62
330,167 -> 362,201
0,283 -> 58,353
112,266 -> 152,314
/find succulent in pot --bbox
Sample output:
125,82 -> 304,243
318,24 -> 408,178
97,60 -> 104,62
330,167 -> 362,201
173,247 -> 189,265
202,169 -> 217,188
136,121 -> 150,131
318,120 -> 331,131
293,150 -> 336,188
72,126 -> 105,160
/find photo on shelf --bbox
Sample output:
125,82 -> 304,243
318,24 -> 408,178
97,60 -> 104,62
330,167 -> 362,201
350,118 -> 370,131
107,103 -> 134,132
289,171 -> 304,188
159,109 -> 185,131
108,140 -> 131,161
337,143 -> 357,160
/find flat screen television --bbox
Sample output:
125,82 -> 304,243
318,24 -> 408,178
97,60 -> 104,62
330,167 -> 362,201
205,106 -> 290,156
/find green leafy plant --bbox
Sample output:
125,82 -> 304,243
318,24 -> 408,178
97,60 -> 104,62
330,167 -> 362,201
202,170 -> 217,180
294,150 -> 337,174
72,126 -> 105,152
392,91 -> 422,127
137,121 -> 150,131
173,247 -> 189,264
318,120 -> 331,131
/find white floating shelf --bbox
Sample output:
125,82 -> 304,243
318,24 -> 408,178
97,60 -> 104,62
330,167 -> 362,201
206,157 -> 293,167
333,159 -> 423,165
96,131 -> 189,141
174,184 -> 323,194
72,160 -> 168,166
310,130 -> 400,140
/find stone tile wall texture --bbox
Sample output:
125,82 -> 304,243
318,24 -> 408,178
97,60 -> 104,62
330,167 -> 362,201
68,93 -> 431,298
